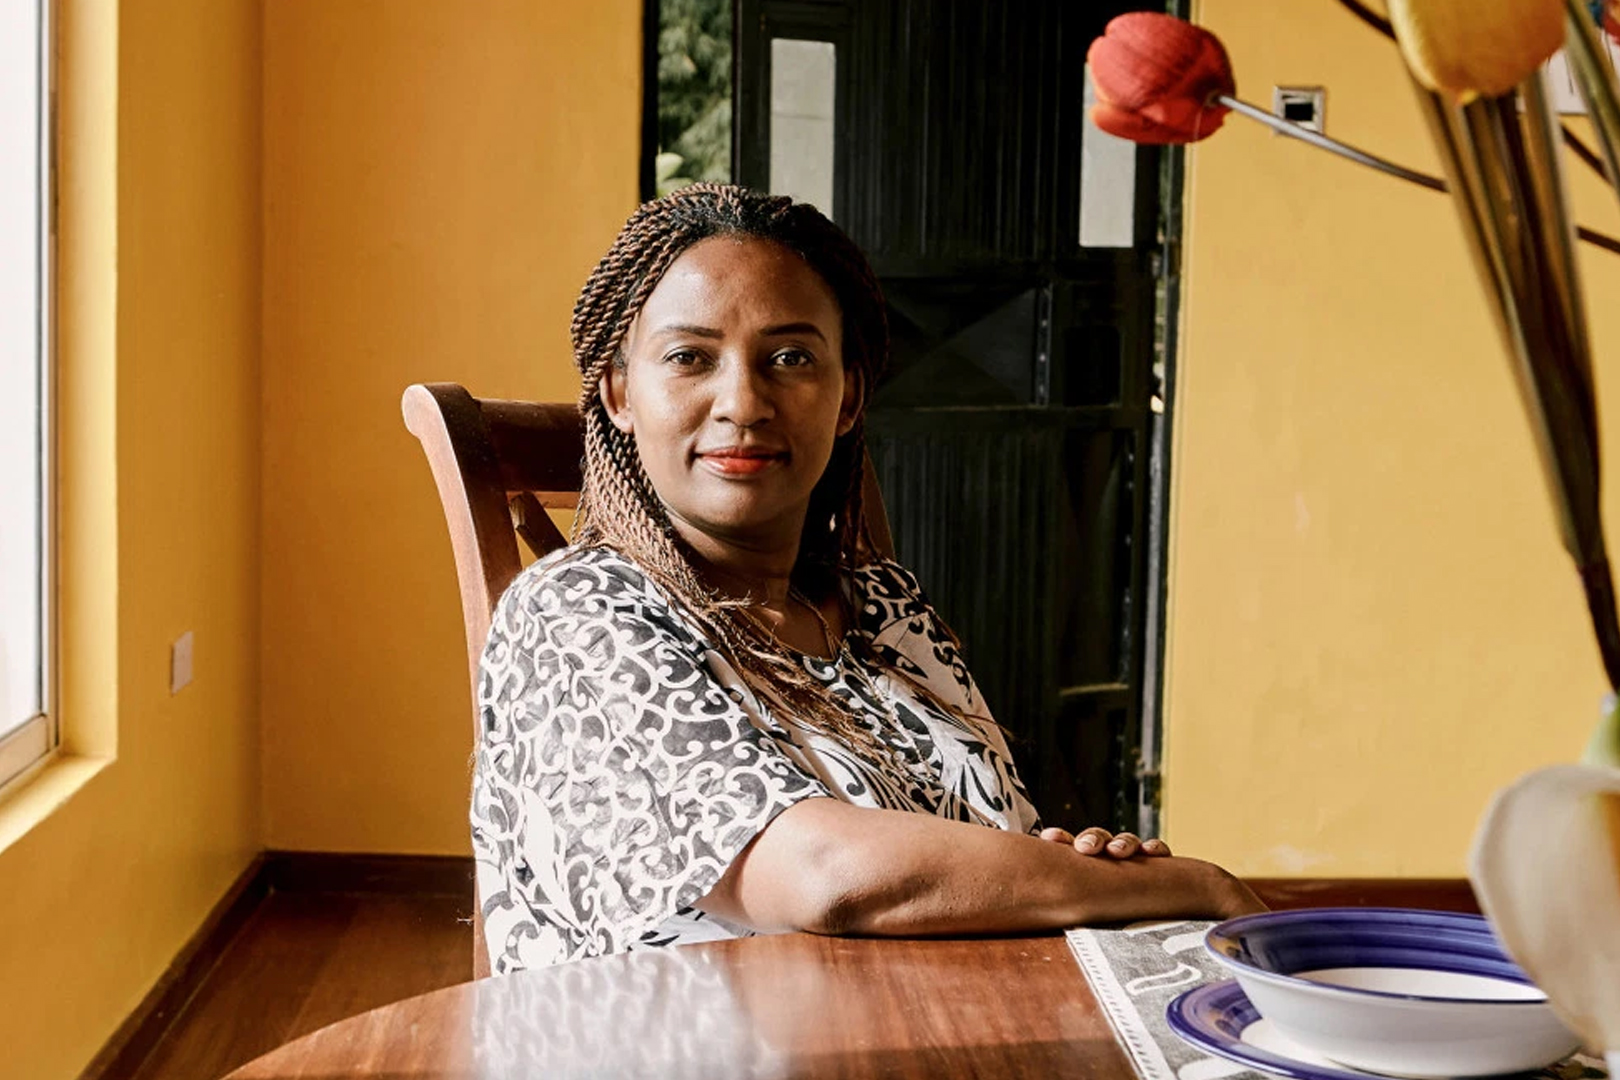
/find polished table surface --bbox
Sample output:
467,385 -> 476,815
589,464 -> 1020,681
225,932 -> 1136,1079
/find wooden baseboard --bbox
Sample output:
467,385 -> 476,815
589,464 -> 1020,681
78,854 -> 270,1080
1248,877 -> 1479,913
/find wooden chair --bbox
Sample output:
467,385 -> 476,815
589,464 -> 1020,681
401,381 -> 895,977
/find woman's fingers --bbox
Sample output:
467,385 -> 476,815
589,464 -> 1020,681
1039,827 -> 1076,845
1074,827 -> 1114,854
1068,827 -> 1172,858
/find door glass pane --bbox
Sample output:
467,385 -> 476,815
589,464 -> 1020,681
0,0 -> 43,741
655,0 -> 732,194
769,38 -> 835,215
1080,65 -> 1136,249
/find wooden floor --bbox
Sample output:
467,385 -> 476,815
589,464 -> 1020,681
129,890 -> 473,1080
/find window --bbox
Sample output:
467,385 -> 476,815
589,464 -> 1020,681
0,0 -> 51,791
767,38 -> 835,214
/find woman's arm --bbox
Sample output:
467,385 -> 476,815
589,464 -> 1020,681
696,796 -> 1264,936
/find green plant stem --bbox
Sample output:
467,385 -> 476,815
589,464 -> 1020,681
1565,0 -> 1620,194
1412,75 -> 1620,694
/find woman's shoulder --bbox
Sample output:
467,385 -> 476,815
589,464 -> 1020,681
493,544 -> 689,634
504,544 -> 656,602
482,545 -> 717,687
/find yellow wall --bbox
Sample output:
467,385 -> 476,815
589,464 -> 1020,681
259,0 -> 641,852
0,4 -> 639,1073
255,0 -> 1620,879
17,6 -> 1620,1072
0,0 -> 264,1076
1164,1 -> 1620,876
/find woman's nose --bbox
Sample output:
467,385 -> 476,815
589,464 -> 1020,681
710,360 -> 775,428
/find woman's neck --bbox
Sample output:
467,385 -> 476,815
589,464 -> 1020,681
668,515 -> 801,605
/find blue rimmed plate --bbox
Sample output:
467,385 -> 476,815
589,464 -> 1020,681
1167,979 -> 1584,1080
1169,979 -> 1412,1080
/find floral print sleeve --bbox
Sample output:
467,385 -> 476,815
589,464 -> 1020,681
471,549 -> 832,973
470,546 -> 1041,973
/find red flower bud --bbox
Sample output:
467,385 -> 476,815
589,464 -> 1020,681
1087,12 -> 1235,145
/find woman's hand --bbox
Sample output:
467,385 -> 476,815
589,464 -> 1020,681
1039,826 -> 1172,859
1034,827 -> 1263,919
1035,826 -> 1264,918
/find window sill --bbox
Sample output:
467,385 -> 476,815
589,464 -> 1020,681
0,752 -> 111,856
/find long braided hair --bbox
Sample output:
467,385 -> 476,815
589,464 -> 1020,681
570,184 -> 896,746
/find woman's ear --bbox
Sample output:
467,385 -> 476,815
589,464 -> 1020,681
600,367 -> 634,434
837,366 -> 864,437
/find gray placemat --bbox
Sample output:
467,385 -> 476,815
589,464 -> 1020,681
1065,920 -> 1609,1080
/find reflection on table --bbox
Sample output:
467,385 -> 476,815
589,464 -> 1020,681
227,932 -> 1134,1079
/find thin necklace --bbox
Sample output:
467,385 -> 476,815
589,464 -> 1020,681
788,586 -> 840,658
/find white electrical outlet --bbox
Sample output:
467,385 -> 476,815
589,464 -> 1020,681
171,631 -> 194,694
1272,86 -> 1326,134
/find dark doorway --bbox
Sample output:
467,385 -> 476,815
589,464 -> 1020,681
646,0 -> 1183,835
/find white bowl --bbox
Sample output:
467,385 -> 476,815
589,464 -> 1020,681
1204,908 -> 1581,1077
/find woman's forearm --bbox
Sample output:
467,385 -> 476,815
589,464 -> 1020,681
696,796 -> 1263,936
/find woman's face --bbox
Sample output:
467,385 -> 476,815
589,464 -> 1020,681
603,236 -> 859,553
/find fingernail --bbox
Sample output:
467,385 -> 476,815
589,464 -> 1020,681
1078,836 -> 1099,850
1109,839 -> 1129,852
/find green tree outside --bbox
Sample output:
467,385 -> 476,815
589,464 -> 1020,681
657,0 -> 731,194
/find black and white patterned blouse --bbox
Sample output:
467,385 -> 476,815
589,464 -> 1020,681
470,545 -> 1041,973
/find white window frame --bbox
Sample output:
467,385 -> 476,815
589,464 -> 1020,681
0,0 -> 55,795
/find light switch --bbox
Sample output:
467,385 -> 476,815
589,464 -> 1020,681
171,631 -> 194,694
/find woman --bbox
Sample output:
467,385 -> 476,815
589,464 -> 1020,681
471,184 -> 1262,974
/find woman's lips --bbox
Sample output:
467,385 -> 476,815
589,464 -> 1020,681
696,448 -> 787,476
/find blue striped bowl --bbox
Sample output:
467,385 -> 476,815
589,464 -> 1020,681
1202,908 -> 1580,1077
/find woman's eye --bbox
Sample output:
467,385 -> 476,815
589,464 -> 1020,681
664,349 -> 705,367
773,349 -> 814,368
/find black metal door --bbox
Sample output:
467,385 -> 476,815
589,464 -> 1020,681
733,0 -> 1171,833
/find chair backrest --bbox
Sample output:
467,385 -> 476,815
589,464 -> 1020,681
401,380 -> 895,976
402,383 -> 586,704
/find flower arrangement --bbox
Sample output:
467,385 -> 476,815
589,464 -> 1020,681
1089,1 -> 1620,1062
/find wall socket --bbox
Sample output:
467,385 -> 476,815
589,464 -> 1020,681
1273,86 -> 1326,134
171,631 -> 194,695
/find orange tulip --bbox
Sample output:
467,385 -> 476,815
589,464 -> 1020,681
1086,13 -> 1235,144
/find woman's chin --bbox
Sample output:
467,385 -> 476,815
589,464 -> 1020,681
669,502 -> 807,550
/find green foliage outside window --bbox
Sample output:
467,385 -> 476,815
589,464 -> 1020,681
657,0 -> 731,194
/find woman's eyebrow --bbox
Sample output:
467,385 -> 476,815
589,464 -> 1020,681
760,322 -> 827,341
654,322 -> 723,339
653,321 -> 828,341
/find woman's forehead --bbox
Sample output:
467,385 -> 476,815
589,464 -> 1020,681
635,235 -> 842,335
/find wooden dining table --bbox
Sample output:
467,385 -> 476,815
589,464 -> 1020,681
224,931 -> 1138,1079
222,881 -> 1473,1079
